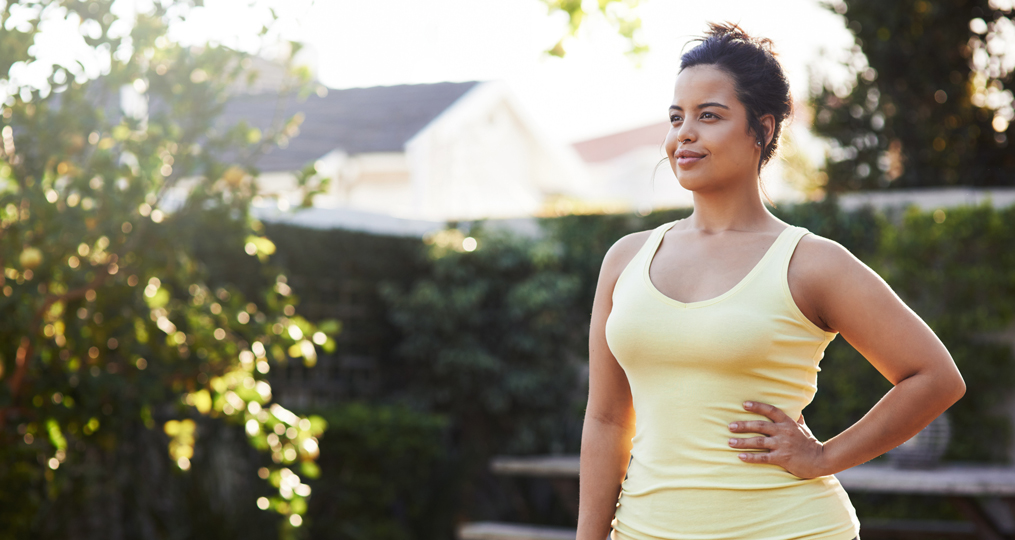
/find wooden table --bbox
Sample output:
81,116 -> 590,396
490,455 -> 1015,539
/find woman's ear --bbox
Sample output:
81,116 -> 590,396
760,114 -> 776,147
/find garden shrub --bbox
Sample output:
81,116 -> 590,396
304,403 -> 453,540
378,225 -> 587,519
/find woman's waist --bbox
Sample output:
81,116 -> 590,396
628,391 -> 809,429
621,449 -> 842,492
630,408 -> 800,450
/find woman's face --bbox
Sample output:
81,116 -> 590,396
663,64 -> 766,194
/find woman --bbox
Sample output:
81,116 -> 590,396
577,22 -> 966,540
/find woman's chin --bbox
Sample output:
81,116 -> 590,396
676,175 -> 708,192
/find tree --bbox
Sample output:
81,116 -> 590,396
809,0 -> 1015,192
541,0 -> 647,57
0,1 -> 333,537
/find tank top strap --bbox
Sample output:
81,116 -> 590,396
647,219 -> 679,248
775,226 -> 811,272
636,220 -> 680,263
753,225 -> 836,338
699,224 -> 796,301
751,225 -> 809,288
614,220 -> 680,295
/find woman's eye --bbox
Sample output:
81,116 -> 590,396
701,112 -> 718,120
670,115 -> 681,123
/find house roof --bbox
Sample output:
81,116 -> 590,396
218,81 -> 481,172
571,121 -> 670,163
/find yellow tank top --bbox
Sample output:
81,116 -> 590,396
604,220 -> 860,540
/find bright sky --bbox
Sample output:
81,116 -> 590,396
9,0 -> 857,148
166,0 -> 857,144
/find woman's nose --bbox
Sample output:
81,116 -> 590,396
675,121 -> 696,144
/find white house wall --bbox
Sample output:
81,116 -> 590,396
255,171 -> 300,206
406,81 -> 591,221
413,98 -> 539,220
326,152 -> 412,215
495,86 -> 591,199
343,169 -> 413,216
256,153 -> 414,214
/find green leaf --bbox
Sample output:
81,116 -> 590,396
46,419 -> 67,450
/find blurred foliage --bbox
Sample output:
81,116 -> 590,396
10,415 -> 287,540
0,1 -> 335,537
379,225 -> 588,519
876,205 -> 1015,460
542,0 -> 646,58
252,225 -> 457,537
305,403 -> 455,540
809,0 -> 1015,192
262,223 -> 428,401
779,131 -> 834,201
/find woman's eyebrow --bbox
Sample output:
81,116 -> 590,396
669,102 -> 730,111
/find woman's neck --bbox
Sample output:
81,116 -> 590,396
685,182 -> 776,233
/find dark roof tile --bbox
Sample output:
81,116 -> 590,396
218,81 -> 480,172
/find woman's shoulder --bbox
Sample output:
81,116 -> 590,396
793,230 -> 864,273
789,230 -> 877,306
597,223 -> 671,283
602,229 -> 653,271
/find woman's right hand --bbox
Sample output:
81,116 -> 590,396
728,401 -> 829,479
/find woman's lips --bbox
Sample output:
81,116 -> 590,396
677,155 -> 705,167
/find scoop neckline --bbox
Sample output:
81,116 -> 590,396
642,221 -> 795,309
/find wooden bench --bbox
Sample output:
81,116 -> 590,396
458,522 -> 577,540
856,519 -> 976,539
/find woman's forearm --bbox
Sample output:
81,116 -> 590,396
577,415 -> 635,540
819,369 -> 965,475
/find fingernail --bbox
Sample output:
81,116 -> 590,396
744,401 -> 753,408
729,438 -> 737,445
739,453 -> 748,460
729,422 -> 737,430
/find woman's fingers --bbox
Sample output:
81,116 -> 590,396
728,420 -> 775,435
743,400 -> 791,422
727,401 -> 828,478
729,402 -> 789,465
729,436 -> 771,449
738,450 -> 771,463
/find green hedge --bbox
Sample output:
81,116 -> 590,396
304,403 -> 453,540
876,205 -> 1015,461
377,225 -> 588,522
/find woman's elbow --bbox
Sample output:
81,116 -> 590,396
914,364 -> 966,408
934,366 -> 966,406
949,373 -> 966,403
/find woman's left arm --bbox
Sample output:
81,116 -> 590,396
728,235 -> 966,479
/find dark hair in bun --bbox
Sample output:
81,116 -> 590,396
680,22 -> 793,172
